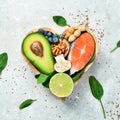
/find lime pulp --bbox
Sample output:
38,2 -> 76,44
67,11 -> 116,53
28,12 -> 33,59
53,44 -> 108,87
49,73 -> 74,97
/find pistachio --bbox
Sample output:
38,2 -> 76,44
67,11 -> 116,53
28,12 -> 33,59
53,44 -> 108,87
31,41 -> 43,57
54,54 -> 71,72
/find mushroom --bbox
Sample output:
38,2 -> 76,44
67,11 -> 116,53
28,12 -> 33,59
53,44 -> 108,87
54,54 -> 71,73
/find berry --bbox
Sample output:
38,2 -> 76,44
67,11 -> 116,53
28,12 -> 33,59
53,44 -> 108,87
48,37 -> 53,43
47,32 -> 53,37
43,31 -> 47,36
52,34 -> 58,38
38,29 -> 45,34
53,37 -> 59,43
59,34 -> 64,39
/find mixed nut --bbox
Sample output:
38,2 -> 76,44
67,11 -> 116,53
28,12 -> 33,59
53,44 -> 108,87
51,39 -> 69,57
63,25 -> 86,42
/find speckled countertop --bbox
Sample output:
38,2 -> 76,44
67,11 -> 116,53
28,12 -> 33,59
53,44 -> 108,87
0,0 -> 120,120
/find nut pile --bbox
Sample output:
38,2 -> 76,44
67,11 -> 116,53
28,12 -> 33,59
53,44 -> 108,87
51,39 -> 69,57
63,25 -> 86,42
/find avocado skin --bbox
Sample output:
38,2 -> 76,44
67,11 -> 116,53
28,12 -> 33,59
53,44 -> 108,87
22,32 -> 54,75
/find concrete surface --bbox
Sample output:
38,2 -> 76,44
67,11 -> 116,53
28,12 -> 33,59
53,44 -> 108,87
0,0 -> 120,120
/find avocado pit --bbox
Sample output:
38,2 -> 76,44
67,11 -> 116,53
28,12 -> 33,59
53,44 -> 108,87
31,41 -> 43,57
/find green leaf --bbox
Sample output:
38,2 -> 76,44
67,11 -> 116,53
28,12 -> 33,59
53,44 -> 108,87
42,79 -> 50,88
35,73 -> 48,84
42,71 -> 57,88
89,76 -> 103,100
110,40 -> 120,53
117,40 -> 120,47
35,74 -> 40,79
89,76 -> 106,119
35,71 -> 57,88
71,70 -> 84,83
0,52 -> 8,73
53,16 -> 70,27
19,99 -> 37,110
88,54 -> 96,64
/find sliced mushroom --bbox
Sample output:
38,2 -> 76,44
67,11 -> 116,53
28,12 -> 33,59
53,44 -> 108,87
54,54 -> 71,73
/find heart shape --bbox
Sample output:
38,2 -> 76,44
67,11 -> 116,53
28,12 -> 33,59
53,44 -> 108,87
21,26 -> 98,100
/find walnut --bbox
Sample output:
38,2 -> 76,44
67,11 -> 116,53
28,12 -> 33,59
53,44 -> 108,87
51,39 -> 69,57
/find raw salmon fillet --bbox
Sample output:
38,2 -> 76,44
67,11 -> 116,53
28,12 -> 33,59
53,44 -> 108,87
69,32 -> 95,74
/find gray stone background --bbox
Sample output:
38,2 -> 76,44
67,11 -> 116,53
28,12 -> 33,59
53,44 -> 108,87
0,0 -> 120,120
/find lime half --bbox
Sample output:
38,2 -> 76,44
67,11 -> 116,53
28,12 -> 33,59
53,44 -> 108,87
49,73 -> 74,97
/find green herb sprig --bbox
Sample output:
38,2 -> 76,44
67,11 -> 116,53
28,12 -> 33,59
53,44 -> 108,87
35,71 -> 57,88
53,16 -> 70,27
0,52 -> 8,73
19,99 -> 37,110
89,76 -> 106,119
110,40 -> 120,53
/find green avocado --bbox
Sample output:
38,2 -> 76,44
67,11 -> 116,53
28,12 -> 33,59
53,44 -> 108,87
22,32 -> 54,75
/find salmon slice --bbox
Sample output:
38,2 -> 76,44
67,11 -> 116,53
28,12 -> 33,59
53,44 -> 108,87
69,32 -> 95,74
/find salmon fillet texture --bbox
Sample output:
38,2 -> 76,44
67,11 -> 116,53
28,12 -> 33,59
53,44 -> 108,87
69,32 -> 95,74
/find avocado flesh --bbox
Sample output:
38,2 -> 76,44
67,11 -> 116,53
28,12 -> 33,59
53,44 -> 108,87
22,32 -> 54,75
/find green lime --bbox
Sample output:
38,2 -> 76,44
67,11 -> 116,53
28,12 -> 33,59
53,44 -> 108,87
49,73 -> 74,97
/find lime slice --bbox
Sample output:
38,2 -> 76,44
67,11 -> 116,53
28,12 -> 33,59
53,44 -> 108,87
49,73 -> 74,97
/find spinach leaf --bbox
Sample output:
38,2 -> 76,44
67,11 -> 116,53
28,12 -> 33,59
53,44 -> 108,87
19,99 -> 36,110
42,71 -> 57,88
35,71 -> 57,88
35,73 -> 48,84
71,70 -> 84,83
88,54 -> 96,64
110,40 -> 120,53
0,52 -> 8,73
53,16 -> 70,27
89,76 -> 106,119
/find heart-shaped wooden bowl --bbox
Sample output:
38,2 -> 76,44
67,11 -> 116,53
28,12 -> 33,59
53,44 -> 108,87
21,26 -> 98,101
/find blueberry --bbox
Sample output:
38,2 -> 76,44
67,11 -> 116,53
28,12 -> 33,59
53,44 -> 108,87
53,37 -> 59,43
38,29 -> 45,34
52,34 -> 58,38
43,31 -> 47,36
47,32 -> 53,37
59,34 -> 64,39
48,37 -> 53,43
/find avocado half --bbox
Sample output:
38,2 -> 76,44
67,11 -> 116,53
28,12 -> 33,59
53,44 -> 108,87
22,32 -> 54,75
